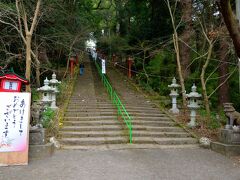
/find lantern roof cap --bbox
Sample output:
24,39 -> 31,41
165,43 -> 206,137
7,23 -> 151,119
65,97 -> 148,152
186,84 -> 201,98
168,77 -> 180,88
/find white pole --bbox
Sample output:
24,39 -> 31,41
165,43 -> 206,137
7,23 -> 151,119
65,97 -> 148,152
102,59 -> 106,74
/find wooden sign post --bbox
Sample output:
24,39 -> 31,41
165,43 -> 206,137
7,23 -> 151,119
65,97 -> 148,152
0,92 -> 31,166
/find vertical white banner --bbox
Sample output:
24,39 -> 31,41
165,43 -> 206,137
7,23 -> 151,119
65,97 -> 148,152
102,59 -> 106,74
94,52 -> 97,61
0,92 -> 31,152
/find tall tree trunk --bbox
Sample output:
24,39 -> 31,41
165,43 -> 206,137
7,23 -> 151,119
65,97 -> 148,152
218,35 -> 230,106
200,42 -> 213,119
115,0 -> 127,36
173,34 -> 187,110
16,0 -> 41,92
179,0 -> 192,79
167,0 -> 187,111
25,33 -> 32,92
34,39 -> 41,87
36,50 -> 41,87
167,1 -> 187,111
218,0 -> 240,57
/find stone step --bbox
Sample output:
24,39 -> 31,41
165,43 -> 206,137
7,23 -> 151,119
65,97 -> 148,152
67,103 -> 157,109
60,125 -> 184,132
132,126 -> 185,132
67,101 -> 112,104
60,131 -> 126,138
65,109 -> 116,112
125,104 -> 157,108
64,112 -> 116,117
64,115 -> 170,120
61,125 -> 124,131
123,109 -> 161,113
66,105 -> 114,110
66,105 -> 160,111
132,121 -> 175,126
68,102 -> 113,105
62,120 -> 174,127
67,105 -> 159,111
67,105 -> 115,109
61,137 -> 128,145
67,103 -> 101,106
63,116 -> 171,122
132,137 -> 198,145
132,131 -> 192,138
64,116 -> 118,121
69,100 -> 110,104
124,106 -> 158,110
128,112 -> 166,117
61,144 -> 199,150
61,136 -> 197,146
65,109 -> 165,117
59,131 -> 191,138
133,116 -> 170,120
63,120 -> 121,126
63,118 -> 172,123
70,95 -> 107,98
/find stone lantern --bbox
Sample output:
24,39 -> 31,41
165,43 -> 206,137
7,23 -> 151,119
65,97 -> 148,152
49,73 -> 61,110
186,84 -> 201,128
37,78 -> 53,106
168,77 -> 180,114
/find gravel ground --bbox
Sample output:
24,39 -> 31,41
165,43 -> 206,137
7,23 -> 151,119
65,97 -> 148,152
1,148 -> 240,180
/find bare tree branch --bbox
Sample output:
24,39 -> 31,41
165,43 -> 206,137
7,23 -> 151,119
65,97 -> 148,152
30,0 -> 41,34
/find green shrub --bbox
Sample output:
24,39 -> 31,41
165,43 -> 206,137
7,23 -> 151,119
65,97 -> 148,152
41,107 -> 55,128
199,109 -> 221,129
31,88 -> 41,101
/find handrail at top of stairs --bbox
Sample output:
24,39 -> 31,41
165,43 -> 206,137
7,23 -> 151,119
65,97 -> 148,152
94,59 -> 132,144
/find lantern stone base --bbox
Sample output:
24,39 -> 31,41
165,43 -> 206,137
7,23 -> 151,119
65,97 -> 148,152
169,108 -> 179,114
50,106 -> 59,110
29,127 -> 46,145
211,141 -> 240,157
211,129 -> 240,156
219,129 -> 240,145
187,119 -> 197,128
29,127 -> 55,159
29,143 -> 55,159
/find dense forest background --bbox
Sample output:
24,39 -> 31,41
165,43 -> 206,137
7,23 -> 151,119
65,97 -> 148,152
0,0 -> 240,116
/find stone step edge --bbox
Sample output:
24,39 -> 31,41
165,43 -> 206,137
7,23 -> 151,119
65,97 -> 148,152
61,137 -> 196,141
60,138 -> 197,146
61,144 -> 199,150
62,120 -> 175,124
63,116 -> 170,120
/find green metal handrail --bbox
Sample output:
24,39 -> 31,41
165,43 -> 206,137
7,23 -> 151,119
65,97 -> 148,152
113,92 -> 132,144
94,60 -> 132,143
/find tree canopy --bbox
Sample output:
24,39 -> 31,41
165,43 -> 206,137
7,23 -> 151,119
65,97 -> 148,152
0,0 -> 240,112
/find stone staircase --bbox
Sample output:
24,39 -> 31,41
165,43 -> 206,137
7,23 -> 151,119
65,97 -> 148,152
60,102 -> 128,148
124,103 -> 197,145
60,61 -> 128,149
106,65 -> 198,147
59,59 -> 198,150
